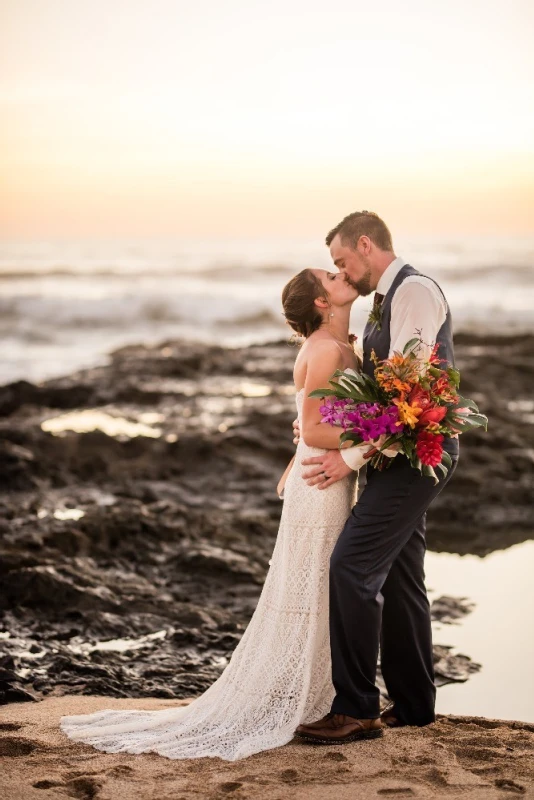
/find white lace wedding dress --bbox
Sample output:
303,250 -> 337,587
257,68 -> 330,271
60,389 -> 358,761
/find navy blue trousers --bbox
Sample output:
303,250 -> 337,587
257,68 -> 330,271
329,454 -> 458,725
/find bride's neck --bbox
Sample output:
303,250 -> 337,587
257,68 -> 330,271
322,306 -> 351,343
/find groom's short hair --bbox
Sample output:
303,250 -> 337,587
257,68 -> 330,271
325,211 -> 393,252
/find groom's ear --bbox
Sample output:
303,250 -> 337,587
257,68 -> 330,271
357,235 -> 372,255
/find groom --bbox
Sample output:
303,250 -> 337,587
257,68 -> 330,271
295,211 -> 459,743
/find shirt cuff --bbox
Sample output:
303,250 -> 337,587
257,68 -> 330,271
340,445 -> 368,472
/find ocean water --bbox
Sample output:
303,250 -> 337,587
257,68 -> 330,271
1,235 -> 533,384
428,541 -> 534,723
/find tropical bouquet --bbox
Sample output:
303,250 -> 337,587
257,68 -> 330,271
310,337 -> 488,483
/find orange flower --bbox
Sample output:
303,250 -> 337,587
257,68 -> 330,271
432,375 -> 458,403
428,343 -> 442,366
376,371 -> 415,395
425,421 -> 442,433
394,400 -> 423,428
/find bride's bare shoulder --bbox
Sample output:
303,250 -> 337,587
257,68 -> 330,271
295,333 -> 341,362
304,336 -> 346,372
307,333 -> 361,372
304,332 -> 343,353
293,335 -> 343,384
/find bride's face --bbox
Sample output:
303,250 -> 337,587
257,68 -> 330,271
311,269 -> 359,308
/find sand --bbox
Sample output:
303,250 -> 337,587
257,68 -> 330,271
0,697 -> 532,799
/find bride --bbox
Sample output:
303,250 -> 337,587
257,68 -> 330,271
60,268 -> 369,761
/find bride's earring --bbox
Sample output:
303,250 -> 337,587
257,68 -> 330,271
329,312 -> 334,318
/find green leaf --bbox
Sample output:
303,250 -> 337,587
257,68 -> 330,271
463,413 -> 488,429
380,434 -> 401,450
403,439 -> 416,459
436,461 -> 450,478
402,337 -> 420,354
450,420 -> 475,433
447,366 -> 461,387
422,464 -> 439,485
332,370 -> 356,384
340,432 -> 365,446
329,384 -> 351,398
440,451 -> 453,469
456,395 -> 480,412
308,388 -> 335,399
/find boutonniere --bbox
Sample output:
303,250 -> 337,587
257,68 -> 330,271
367,305 -> 382,330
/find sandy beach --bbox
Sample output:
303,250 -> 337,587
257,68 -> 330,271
1,696 -> 533,799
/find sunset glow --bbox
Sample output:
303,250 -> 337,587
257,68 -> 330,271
1,0 -> 533,237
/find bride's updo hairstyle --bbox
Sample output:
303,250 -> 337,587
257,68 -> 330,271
282,269 -> 328,338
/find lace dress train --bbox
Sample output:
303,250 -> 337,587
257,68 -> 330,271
60,389 -> 357,761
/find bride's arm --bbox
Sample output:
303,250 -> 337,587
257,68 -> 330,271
300,341 -> 353,451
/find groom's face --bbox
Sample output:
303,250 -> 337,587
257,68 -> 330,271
329,234 -> 375,296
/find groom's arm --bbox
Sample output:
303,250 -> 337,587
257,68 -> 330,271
340,443 -> 371,471
390,277 -> 446,360
341,279 -> 446,473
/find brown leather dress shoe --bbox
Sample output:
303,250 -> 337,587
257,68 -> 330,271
296,713 -> 334,733
295,714 -> 383,744
380,703 -> 405,728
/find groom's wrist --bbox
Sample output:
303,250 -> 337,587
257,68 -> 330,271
340,446 -> 365,472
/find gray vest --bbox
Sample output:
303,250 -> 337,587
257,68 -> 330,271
362,263 -> 459,457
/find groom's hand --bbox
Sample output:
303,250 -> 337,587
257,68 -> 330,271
292,417 -> 300,445
301,450 -> 353,490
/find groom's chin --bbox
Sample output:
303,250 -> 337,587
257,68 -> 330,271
347,279 -> 366,295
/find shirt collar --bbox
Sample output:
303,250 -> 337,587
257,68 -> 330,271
375,256 -> 406,296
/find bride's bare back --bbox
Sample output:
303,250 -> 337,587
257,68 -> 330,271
293,331 -> 360,452
293,330 -> 359,392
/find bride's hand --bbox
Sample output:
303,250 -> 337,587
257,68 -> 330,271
292,417 -> 300,445
277,456 -> 295,499
301,450 -> 353,489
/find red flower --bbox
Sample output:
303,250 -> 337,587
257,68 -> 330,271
416,431 -> 444,467
408,385 -> 432,410
429,343 -> 442,365
417,405 -> 447,428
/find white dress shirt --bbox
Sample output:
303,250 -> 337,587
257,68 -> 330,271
340,256 -> 447,472
376,256 -> 447,358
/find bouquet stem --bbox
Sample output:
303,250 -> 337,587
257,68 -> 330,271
369,451 -> 393,471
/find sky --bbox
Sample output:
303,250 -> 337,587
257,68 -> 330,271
1,0 -> 533,238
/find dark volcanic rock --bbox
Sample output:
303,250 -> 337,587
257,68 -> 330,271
1,565 -> 119,612
433,645 -> 482,685
430,595 -> 476,625
0,335 -> 531,703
